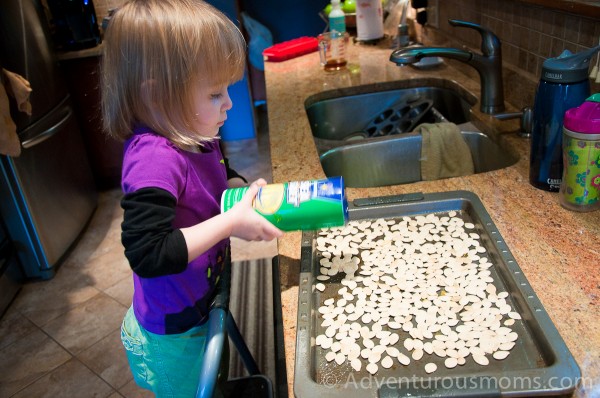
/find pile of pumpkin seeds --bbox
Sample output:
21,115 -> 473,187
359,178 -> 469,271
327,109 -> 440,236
314,211 -> 521,375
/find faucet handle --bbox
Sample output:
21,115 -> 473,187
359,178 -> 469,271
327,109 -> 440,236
448,19 -> 501,57
494,107 -> 533,138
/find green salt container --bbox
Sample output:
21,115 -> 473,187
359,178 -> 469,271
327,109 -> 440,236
221,176 -> 348,231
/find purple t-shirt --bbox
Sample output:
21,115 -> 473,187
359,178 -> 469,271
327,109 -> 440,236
122,127 -> 229,334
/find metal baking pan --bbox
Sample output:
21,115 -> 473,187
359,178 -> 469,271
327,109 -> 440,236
294,191 -> 580,398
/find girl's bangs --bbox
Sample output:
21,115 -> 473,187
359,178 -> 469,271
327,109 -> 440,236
194,21 -> 246,86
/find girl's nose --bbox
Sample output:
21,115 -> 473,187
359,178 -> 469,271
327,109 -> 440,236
222,89 -> 233,112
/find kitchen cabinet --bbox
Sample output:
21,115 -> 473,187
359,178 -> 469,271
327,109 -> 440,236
60,55 -> 123,190
518,0 -> 600,18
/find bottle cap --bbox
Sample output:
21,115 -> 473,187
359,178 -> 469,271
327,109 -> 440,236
563,94 -> 600,134
541,45 -> 600,84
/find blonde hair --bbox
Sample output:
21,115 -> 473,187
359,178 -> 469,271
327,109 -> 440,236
101,0 -> 246,147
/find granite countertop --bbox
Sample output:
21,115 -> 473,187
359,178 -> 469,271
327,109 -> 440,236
264,36 -> 599,397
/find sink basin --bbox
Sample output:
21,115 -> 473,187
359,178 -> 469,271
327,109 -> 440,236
306,79 -> 475,143
305,79 -> 519,188
320,125 -> 517,187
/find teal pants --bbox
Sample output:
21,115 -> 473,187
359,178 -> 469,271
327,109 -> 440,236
121,306 -> 229,397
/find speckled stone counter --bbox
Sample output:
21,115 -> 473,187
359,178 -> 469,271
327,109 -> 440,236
264,37 -> 599,398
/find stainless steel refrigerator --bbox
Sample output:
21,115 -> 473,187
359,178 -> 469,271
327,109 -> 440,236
0,0 -> 97,280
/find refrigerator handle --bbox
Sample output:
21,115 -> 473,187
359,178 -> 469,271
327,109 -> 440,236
21,108 -> 73,149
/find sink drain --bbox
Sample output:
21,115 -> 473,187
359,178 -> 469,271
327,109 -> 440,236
344,131 -> 369,141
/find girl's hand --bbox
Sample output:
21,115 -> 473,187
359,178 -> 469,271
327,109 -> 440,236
227,179 -> 284,241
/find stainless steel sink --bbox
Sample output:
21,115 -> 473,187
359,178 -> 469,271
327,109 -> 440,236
320,124 -> 517,187
304,79 -> 519,188
306,79 -> 475,143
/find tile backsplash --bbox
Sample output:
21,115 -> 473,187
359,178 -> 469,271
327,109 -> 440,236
437,0 -> 600,75
431,0 -> 600,108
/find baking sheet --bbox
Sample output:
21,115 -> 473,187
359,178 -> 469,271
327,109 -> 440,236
294,191 -> 580,398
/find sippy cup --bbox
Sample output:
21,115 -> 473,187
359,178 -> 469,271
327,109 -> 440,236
559,94 -> 600,212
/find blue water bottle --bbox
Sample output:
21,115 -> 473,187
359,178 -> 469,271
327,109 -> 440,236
530,45 -> 600,191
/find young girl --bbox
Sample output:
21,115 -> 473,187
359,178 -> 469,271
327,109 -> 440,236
101,0 -> 283,396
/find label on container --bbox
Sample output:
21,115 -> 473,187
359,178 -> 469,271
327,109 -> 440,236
329,15 -> 346,34
559,135 -> 600,210
221,177 -> 348,231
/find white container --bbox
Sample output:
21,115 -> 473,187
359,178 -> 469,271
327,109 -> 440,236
356,0 -> 384,42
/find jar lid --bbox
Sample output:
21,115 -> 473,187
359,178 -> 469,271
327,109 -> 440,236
563,94 -> 600,134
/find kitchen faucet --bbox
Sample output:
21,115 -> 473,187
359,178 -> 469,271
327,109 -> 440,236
390,19 -> 505,115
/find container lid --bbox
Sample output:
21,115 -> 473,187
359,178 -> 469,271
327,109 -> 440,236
563,94 -> 600,134
263,37 -> 318,62
541,45 -> 600,83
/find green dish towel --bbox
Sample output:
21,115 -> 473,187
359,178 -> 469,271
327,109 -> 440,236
416,122 -> 474,181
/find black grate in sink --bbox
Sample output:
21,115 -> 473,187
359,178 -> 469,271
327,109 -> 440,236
361,97 -> 433,138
